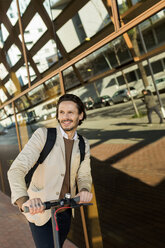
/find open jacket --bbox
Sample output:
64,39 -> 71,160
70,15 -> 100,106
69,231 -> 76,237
7,125 -> 92,226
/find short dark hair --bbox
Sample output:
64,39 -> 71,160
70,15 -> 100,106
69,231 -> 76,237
142,89 -> 151,95
142,89 -> 147,94
56,94 -> 86,125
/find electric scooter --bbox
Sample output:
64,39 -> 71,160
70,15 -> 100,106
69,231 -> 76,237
24,193 -> 92,248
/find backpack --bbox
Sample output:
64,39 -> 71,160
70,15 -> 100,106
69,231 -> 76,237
25,128 -> 85,188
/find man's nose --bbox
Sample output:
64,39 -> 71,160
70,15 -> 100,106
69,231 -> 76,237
63,113 -> 69,119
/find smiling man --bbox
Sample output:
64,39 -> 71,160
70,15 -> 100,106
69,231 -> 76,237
58,100 -> 83,136
8,94 -> 93,248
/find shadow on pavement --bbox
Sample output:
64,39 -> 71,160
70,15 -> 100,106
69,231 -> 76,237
70,127 -> 165,248
89,156 -> 165,248
79,128 -> 165,164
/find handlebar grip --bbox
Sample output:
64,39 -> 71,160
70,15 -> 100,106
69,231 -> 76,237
23,203 -> 46,213
73,196 -> 80,202
80,203 -> 93,206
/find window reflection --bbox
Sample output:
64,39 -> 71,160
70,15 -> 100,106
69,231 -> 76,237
0,115 -> 19,195
22,13 -> 47,50
128,10 -> 165,55
57,0 -> 113,52
27,85 -> 47,105
29,65 -> 37,82
0,24 -> 9,43
79,0 -> 111,37
7,44 -> 21,66
63,67 -> 81,90
6,0 -> 18,26
19,0 -> 31,15
73,9 -> 165,100
17,109 -> 35,149
0,89 -> 8,103
0,63 -> 8,80
5,79 -> 17,96
16,66 -> 29,86
75,51 -> 109,82
4,104 -> 14,116
18,95 -> 31,110
117,0 -> 161,24
0,109 -> 6,120
75,36 -> 133,82
23,80 -> 59,124
44,75 -> 60,97
33,39 -> 58,72
43,0 -> 72,20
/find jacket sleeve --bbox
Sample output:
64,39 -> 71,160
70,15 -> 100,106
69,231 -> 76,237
7,127 -> 47,205
77,137 -> 92,192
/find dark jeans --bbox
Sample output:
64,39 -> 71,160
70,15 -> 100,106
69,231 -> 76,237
29,209 -> 72,248
147,106 -> 163,123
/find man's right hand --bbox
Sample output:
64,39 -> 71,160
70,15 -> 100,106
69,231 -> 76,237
22,198 -> 45,215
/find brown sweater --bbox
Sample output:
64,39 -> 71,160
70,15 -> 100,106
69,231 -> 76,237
59,137 -> 74,199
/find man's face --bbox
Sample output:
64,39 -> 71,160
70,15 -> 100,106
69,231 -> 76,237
58,101 -> 83,132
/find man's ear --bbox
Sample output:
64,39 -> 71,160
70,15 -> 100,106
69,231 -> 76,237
79,112 -> 83,120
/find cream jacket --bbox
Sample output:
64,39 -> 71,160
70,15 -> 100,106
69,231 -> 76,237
7,125 -> 92,226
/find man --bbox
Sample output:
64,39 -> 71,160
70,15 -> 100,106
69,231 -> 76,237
8,94 -> 93,248
142,89 -> 163,124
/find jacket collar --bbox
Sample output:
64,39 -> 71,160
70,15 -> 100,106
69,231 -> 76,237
57,124 -> 78,140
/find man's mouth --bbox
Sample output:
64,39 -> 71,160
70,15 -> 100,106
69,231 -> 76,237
62,120 -> 72,125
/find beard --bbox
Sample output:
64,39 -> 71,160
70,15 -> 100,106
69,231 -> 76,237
59,119 -> 79,132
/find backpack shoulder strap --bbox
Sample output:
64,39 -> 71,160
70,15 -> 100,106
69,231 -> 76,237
77,133 -> 85,163
25,128 -> 56,188
37,128 -> 57,164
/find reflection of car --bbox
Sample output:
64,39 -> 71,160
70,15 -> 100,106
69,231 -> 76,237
155,77 -> 165,92
26,110 -> 38,124
149,77 -> 165,92
93,95 -> 113,108
112,87 -> 138,104
6,122 -> 16,129
84,101 -> 94,110
0,124 -> 8,135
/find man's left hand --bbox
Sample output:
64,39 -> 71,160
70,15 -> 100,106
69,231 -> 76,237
76,191 -> 93,203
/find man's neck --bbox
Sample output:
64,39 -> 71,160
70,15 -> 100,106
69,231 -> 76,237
60,126 -> 77,140
66,130 -> 76,140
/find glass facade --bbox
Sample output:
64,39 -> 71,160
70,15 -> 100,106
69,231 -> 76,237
0,1 -> 165,247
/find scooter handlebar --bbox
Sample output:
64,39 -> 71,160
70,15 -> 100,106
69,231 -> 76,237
23,196 -> 92,213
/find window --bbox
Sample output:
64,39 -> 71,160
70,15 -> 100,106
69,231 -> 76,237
7,0 -> 18,26
5,80 -> 17,95
33,40 -> 57,73
22,13 -> 47,50
0,64 -> 8,80
0,89 -> 7,103
7,44 -> 21,66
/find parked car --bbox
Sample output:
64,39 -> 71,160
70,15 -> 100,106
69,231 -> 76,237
148,77 -> 165,93
0,124 -> 8,135
112,87 -> 138,104
6,122 -> 16,129
84,100 -> 94,110
93,95 -> 113,108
